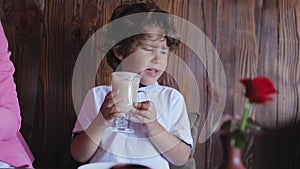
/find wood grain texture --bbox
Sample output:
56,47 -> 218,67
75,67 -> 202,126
254,0 -> 278,129
1,0 -> 300,168
277,0 -> 300,128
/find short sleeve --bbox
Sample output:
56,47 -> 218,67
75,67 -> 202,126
73,86 -> 110,133
73,89 -> 99,133
168,91 -> 193,148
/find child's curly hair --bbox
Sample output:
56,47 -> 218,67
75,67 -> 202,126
105,2 -> 180,71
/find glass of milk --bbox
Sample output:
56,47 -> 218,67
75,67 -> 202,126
111,71 -> 141,133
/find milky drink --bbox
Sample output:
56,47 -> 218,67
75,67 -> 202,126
112,72 -> 141,112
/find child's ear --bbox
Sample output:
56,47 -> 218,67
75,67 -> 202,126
113,47 -> 124,61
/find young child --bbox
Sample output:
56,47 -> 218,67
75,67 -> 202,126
71,3 -> 193,169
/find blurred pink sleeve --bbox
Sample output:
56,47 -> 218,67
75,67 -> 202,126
0,20 -> 21,140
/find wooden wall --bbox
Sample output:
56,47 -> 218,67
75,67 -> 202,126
1,0 -> 299,168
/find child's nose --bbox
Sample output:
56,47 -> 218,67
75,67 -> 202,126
152,50 -> 162,63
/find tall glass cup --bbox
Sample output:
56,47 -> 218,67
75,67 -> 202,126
111,71 -> 141,133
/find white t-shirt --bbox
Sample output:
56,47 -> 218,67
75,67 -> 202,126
0,161 -> 11,168
73,82 -> 193,169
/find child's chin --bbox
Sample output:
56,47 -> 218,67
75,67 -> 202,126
140,80 -> 156,86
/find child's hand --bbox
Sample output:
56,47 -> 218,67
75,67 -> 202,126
133,101 -> 159,130
99,90 -> 125,123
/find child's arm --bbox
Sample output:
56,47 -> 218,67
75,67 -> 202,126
70,113 -> 108,163
71,90 -> 123,163
133,101 -> 191,166
147,121 -> 191,166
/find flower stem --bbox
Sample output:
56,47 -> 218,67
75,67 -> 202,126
240,100 -> 252,132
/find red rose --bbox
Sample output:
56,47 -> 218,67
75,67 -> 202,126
240,77 -> 277,103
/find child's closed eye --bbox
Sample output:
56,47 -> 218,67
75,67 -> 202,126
160,50 -> 168,55
142,47 -> 168,55
142,47 -> 153,52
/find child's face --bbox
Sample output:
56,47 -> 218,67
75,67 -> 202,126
116,33 -> 169,85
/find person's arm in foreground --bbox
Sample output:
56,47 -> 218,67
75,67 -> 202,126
0,20 -> 21,141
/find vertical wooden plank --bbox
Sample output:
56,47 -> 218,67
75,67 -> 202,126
255,0 -> 278,129
37,0 -> 66,167
253,1 -> 279,168
181,0 -> 210,168
200,1 -> 216,168
278,0 -> 300,127
61,0 -> 86,167
296,0 -> 300,117
294,0 -> 300,127
211,0 -> 238,168
276,1 -> 300,169
188,0 -> 211,168
234,0 -> 258,119
233,1 -> 260,168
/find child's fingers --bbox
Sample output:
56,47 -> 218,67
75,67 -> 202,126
105,90 -> 119,100
103,105 -> 125,119
105,91 -> 122,108
134,101 -> 151,110
133,110 -> 148,118
111,89 -> 119,96
110,112 -> 125,118
132,110 -> 157,124
106,97 -> 122,108
133,113 -> 147,122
